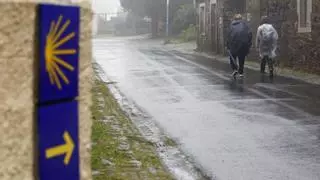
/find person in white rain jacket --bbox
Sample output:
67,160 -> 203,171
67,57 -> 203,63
256,16 -> 279,77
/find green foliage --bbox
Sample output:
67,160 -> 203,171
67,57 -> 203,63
120,0 -> 166,17
172,4 -> 196,35
120,0 -> 195,37
179,24 -> 196,42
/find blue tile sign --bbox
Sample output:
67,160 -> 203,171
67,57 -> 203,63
37,3 -> 80,180
38,101 -> 79,180
38,4 -> 80,104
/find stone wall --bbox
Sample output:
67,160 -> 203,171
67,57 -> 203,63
203,0 -> 212,52
217,0 -> 225,54
195,0 -> 214,51
79,4 -> 93,180
0,3 -> 35,179
246,0 -> 261,60
195,0 -> 203,50
0,1 -> 92,180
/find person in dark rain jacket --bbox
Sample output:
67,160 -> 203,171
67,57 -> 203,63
226,14 -> 252,78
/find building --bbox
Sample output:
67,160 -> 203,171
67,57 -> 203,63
195,0 -> 320,73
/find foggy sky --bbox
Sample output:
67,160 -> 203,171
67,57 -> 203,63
92,0 -> 121,14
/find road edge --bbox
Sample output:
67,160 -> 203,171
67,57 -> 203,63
93,61 -> 212,180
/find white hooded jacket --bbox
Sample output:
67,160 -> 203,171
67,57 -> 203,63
256,24 -> 279,58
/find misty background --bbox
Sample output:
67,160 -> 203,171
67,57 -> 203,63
92,0 -> 196,40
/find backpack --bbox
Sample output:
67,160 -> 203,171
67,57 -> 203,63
260,28 -> 274,47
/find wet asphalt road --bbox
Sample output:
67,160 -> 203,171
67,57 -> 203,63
93,37 -> 320,180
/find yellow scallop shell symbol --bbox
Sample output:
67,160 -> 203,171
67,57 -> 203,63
45,15 -> 76,90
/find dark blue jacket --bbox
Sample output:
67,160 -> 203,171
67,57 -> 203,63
227,20 -> 252,55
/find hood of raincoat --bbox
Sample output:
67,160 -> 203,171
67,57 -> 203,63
227,20 -> 252,55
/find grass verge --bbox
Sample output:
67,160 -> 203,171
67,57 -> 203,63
91,78 -> 174,180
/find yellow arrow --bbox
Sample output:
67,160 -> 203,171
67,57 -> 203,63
45,131 -> 75,165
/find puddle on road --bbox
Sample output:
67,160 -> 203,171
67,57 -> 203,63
222,99 -> 309,121
138,88 -> 185,104
172,75 -> 227,86
156,58 -> 194,67
129,77 -> 173,89
173,66 -> 212,75
129,70 -> 162,77
252,85 -> 301,99
185,85 -> 257,102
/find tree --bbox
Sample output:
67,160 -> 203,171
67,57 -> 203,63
120,0 -> 195,37
169,0 -> 194,19
120,0 -> 166,37
172,3 -> 196,35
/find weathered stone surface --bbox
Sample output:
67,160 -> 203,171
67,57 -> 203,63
0,3 -> 37,180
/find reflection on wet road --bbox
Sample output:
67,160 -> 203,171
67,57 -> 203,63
94,37 -> 320,180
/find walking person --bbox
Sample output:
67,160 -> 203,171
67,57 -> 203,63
226,14 -> 252,78
256,16 -> 279,77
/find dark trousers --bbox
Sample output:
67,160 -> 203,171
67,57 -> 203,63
260,56 -> 273,73
230,54 -> 246,74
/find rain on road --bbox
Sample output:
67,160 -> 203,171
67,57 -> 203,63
93,37 -> 320,180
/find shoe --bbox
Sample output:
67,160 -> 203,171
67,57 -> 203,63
231,70 -> 238,77
269,70 -> 274,78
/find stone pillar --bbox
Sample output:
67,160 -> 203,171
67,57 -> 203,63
216,0 -> 225,54
246,0 -> 261,60
0,1 -> 92,180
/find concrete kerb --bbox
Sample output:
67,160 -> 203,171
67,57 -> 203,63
162,42 -> 320,86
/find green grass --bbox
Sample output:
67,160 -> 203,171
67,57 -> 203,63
163,25 -> 196,45
163,136 -> 178,147
91,79 -> 174,180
